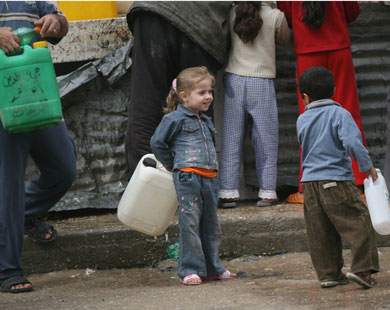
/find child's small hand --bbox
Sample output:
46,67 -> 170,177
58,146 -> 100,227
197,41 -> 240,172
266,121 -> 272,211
366,166 -> 378,182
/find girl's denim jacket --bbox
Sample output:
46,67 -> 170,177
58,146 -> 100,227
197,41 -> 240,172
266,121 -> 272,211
150,105 -> 218,172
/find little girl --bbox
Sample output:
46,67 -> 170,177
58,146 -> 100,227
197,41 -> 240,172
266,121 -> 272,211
150,66 -> 236,285
219,2 -> 290,208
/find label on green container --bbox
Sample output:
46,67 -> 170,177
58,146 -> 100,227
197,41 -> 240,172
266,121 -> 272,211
0,46 -> 62,133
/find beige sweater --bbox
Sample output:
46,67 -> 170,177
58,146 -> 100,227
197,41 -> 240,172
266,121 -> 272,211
225,2 -> 290,78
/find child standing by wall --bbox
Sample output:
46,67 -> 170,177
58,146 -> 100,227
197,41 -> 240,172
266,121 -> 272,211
278,1 -> 365,204
218,1 -> 290,208
150,67 -> 236,285
297,67 -> 379,289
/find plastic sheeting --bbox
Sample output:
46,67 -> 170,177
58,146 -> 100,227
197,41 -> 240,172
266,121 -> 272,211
57,42 -> 132,98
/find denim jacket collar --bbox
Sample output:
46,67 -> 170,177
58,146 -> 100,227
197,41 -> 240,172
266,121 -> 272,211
177,104 -> 211,122
151,103 -> 218,171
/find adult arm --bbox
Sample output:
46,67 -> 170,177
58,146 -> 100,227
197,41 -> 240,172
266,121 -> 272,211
35,14 -> 68,39
275,12 -> 291,45
0,27 -> 20,54
35,1 -> 68,43
277,1 -> 292,28
343,1 -> 360,23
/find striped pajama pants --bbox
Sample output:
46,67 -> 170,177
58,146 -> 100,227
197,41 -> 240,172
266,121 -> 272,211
219,73 -> 278,199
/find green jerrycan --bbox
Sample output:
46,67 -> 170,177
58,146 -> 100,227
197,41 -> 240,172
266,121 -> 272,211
0,41 -> 63,133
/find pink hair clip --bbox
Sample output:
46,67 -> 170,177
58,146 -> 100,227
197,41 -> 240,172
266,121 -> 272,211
172,78 -> 177,93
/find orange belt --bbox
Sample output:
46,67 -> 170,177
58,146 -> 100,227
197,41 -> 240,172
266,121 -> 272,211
179,167 -> 217,178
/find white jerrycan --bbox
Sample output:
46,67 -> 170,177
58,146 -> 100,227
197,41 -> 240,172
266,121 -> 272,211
364,169 -> 390,235
117,154 -> 179,236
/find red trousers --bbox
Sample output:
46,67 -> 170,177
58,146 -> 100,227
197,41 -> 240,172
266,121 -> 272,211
296,48 -> 367,192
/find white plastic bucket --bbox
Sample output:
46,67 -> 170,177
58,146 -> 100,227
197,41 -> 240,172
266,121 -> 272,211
364,169 -> 390,235
117,154 -> 178,236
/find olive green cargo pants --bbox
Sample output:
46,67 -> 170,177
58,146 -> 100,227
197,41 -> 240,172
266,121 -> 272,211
303,180 -> 379,281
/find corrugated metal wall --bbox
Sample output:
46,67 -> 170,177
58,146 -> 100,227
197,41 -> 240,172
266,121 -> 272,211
351,2 -> 390,167
26,2 -> 389,210
238,2 -> 390,193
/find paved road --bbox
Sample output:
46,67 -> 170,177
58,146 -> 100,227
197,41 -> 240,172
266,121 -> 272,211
3,247 -> 390,310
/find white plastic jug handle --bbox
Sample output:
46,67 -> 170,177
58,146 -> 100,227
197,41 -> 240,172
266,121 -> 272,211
368,175 -> 374,186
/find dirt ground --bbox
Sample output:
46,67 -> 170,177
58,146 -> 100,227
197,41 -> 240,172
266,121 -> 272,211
3,248 -> 390,310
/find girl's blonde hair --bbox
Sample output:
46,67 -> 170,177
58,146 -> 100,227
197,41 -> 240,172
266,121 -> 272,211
164,66 -> 216,114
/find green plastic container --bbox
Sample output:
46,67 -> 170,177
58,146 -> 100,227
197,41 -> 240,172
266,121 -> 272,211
0,44 -> 62,133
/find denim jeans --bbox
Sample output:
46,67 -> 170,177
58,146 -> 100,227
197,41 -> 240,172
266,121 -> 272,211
0,121 -> 77,280
173,171 -> 225,278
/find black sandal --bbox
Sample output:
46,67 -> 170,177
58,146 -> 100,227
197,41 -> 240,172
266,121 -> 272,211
0,275 -> 33,293
25,218 -> 58,245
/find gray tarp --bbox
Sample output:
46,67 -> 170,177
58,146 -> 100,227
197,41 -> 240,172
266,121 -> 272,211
57,42 -> 132,98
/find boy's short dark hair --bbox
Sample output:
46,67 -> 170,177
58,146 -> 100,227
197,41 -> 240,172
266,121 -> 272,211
298,67 -> 335,101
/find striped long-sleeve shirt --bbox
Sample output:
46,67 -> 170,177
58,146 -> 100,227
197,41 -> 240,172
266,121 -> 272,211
0,1 -> 64,45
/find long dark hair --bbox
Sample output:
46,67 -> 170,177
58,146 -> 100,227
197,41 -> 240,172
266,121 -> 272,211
233,1 -> 263,44
302,1 -> 326,29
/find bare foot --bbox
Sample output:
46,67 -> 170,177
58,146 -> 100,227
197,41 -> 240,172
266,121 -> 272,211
45,227 -> 54,240
11,283 -> 33,291
180,274 -> 202,285
185,277 -> 202,285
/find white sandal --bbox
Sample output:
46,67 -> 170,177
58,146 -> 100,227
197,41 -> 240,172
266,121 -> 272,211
180,274 -> 202,285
